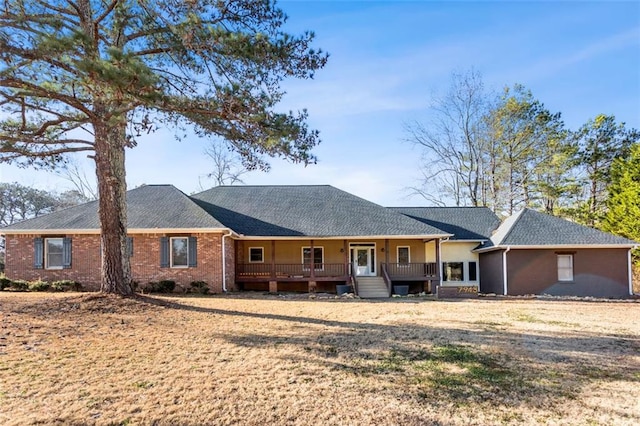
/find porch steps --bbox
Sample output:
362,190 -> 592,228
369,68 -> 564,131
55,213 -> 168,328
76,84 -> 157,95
356,277 -> 389,298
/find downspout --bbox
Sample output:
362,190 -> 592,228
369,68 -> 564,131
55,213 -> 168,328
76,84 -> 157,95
221,229 -> 233,292
502,246 -> 511,296
438,239 -> 442,284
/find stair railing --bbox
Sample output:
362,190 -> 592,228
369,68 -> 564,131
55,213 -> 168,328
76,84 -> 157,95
381,263 -> 392,297
350,262 -> 358,296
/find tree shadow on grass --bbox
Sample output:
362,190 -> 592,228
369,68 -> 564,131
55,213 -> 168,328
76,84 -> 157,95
132,295 -> 640,416
8,293 -> 640,422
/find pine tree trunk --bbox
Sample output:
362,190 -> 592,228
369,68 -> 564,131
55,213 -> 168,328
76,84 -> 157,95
94,119 -> 132,295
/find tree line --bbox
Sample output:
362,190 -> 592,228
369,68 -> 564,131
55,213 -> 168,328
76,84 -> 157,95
406,70 -> 639,249
0,182 -> 92,228
0,182 -> 93,271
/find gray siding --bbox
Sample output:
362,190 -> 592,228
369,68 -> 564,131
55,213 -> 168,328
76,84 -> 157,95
506,248 -> 630,298
479,250 -> 504,294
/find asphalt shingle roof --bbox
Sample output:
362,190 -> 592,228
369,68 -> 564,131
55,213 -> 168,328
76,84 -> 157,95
191,185 -> 449,237
489,208 -> 636,247
2,185 -> 225,231
390,207 -> 500,241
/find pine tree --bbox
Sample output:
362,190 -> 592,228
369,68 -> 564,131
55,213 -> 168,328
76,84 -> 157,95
0,0 -> 327,294
573,115 -> 638,226
602,143 -> 640,260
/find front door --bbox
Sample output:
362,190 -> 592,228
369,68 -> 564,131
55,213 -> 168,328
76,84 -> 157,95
351,246 -> 376,276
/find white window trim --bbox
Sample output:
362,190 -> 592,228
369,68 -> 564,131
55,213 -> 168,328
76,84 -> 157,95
557,254 -> 574,282
45,237 -> 64,270
397,246 -> 410,266
302,246 -> 324,271
249,247 -> 264,263
170,236 -> 189,268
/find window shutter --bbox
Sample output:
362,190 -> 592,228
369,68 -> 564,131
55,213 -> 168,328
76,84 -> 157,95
160,237 -> 169,268
62,238 -> 72,269
126,237 -> 134,257
34,238 -> 44,269
468,261 -> 478,281
188,237 -> 197,267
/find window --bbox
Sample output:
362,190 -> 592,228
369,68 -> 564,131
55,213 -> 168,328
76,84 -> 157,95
370,247 -> 375,274
397,247 -> 410,265
34,237 -> 71,270
171,237 -> 188,267
249,247 -> 264,263
468,261 -> 478,281
302,247 -> 324,270
160,237 -> 197,268
443,262 -> 464,282
46,238 -> 64,269
557,254 -> 573,282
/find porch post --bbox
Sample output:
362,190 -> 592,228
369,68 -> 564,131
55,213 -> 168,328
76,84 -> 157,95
434,238 -> 441,295
343,239 -> 348,279
309,239 -> 315,280
309,239 -> 316,293
271,240 -> 276,281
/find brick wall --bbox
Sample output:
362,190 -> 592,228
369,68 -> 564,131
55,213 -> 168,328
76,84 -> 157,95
5,232 -> 236,293
5,234 -> 102,289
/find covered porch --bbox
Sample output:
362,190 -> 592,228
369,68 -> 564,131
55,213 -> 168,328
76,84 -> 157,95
234,238 -> 442,296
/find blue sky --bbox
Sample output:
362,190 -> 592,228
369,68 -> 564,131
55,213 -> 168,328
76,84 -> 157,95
2,0 -> 639,206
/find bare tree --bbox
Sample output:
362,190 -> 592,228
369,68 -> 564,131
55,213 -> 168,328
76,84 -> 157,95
55,159 -> 98,200
406,69 -> 490,206
200,142 -> 249,188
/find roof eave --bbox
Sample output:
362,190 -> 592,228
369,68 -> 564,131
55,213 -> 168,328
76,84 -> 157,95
235,234 -> 453,240
445,239 -> 488,243
2,227 -> 235,235
474,243 -> 638,253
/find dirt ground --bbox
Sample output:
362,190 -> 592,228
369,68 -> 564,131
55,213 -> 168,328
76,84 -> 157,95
0,292 -> 638,425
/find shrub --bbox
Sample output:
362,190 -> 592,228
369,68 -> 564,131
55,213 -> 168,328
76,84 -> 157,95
142,282 -> 156,293
0,276 -> 11,290
10,280 -> 29,291
51,280 -> 82,292
157,280 -> 176,293
28,280 -> 50,292
145,280 -> 176,293
190,281 -> 209,295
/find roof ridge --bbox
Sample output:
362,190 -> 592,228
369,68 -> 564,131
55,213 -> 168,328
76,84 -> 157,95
492,209 -> 526,246
388,206 -> 492,209
213,184 -> 332,188
190,184 -> 335,198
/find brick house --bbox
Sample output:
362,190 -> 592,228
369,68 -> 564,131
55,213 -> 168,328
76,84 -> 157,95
2,184 -> 637,298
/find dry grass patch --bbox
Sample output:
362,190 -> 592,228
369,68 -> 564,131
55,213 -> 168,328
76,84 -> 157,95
0,293 -> 639,425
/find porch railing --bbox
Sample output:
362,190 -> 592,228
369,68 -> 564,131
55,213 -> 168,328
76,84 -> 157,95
237,262 -> 437,281
237,263 -> 347,279
386,262 -> 438,278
